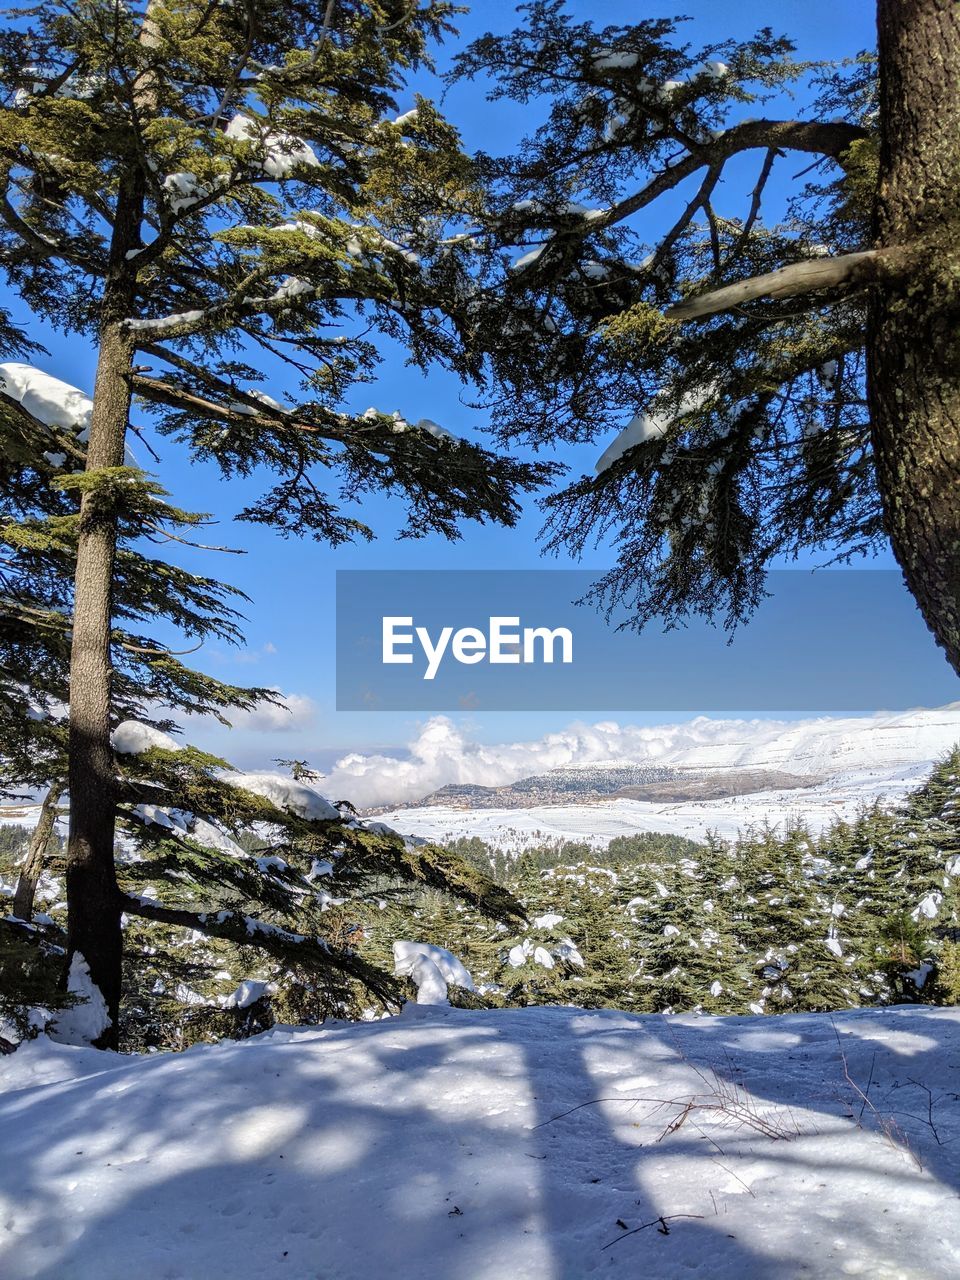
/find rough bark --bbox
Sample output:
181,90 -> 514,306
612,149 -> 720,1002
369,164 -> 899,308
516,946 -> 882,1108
12,785 -> 61,922
63,8 -> 159,1050
64,317 -> 134,1049
64,197 -> 145,1048
867,0 -> 960,676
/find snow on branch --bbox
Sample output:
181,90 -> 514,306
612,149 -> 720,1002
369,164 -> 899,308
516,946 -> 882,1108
393,941 -> 475,1006
666,247 -> 916,321
0,362 -> 137,465
112,720 -> 179,755
220,771 -> 340,822
119,895 -> 398,1002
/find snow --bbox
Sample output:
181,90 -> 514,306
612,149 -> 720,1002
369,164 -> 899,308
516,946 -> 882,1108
596,385 -> 715,474
392,107 -> 419,126
393,941 -> 474,999
592,50 -> 641,71
0,362 -> 136,465
414,417 -> 458,443
189,817 -> 247,861
162,171 -> 209,213
131,803 -> 188,833
229,389 -> 288,416
0,362 -> 93,431
47,953 -> 111,1047
221,772 -> 339,822
595,410 -> 668,472
557,938 -> 585,968
272,276 -> 314,301
221,979 -> 271,1010
371,761 -> 947,852
112,720 -> 179,755
3,1005 -> 960,1278
913,892 -> 942,921
533,913 -> 564,930
510,245 -> 546,271
126,309 -> 205,334
224,114 -> 320,179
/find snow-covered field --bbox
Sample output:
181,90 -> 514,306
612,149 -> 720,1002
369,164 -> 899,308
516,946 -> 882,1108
375,704 -> 960,850
375,762 -> 934,849
1,1004 -> 959,1279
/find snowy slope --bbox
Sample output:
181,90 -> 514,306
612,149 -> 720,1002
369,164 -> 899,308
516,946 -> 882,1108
374,762 -> 934,849
1,1005 -> 959,1279
373,705 -> 960,849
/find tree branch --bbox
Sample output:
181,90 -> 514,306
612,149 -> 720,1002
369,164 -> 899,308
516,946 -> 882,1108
119,893 -> 400,1004
666,246 -> 915,321
592,119 -> 866,236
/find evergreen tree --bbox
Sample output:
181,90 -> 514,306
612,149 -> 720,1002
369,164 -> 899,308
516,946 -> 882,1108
0,1 -> 544,1043
633,852 -> 743,1014
456,0 -> 960,675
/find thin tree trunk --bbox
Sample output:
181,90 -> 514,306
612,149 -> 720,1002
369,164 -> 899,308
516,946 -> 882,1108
12,784 -> 61,922
867,0 -> 960,676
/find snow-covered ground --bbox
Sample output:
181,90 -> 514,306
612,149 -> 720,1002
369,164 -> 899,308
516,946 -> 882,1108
374,761 -> 936,849
373,704 -> 960,850
1,1004 -> 959,1278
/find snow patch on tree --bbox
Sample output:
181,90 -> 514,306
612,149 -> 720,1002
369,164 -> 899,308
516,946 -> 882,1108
221,979 -> 273,1010
0,362 -> 136,464
48,953 -> 111,1047
393,941 -> 474,1006
221,772 -> 339,821
112,720 -> 179,755
224,114 -> 321,178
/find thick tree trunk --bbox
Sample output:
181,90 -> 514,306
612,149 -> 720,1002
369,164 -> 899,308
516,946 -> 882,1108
12,785 -> 61,922
867,0 -> 960,676
63,9 -> 158,1049
64,319 -> 135,1049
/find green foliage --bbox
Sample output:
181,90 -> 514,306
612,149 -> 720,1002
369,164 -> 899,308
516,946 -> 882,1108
451,2 -> 881,635
382,751 -> 960,1020
0,921 -> 73,1040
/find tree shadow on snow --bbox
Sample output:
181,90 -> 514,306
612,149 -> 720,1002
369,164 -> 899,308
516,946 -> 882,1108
4,1005 -> 947,1278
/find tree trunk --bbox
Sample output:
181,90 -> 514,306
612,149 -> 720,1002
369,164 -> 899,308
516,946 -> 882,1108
63,8 -> 158,1049
64,318 -> 135,1049
12,785 -> 61,922
867,0 -> 960,676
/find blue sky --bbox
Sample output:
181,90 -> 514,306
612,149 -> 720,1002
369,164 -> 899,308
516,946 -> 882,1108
12,0 -> 950,775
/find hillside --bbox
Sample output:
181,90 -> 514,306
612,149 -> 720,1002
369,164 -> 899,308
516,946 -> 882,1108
377,766 -> 814,812
371,705 -> 960,851
1,1005 -> 958,1279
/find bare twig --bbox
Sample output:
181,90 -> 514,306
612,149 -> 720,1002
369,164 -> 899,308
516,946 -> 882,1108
601,1214 -> 705,1251
830,1018 -> 923,1170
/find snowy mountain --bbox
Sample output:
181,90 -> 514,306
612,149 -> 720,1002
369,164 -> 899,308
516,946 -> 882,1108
373,704 -> 960,850
2,1003 -> 959,1279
